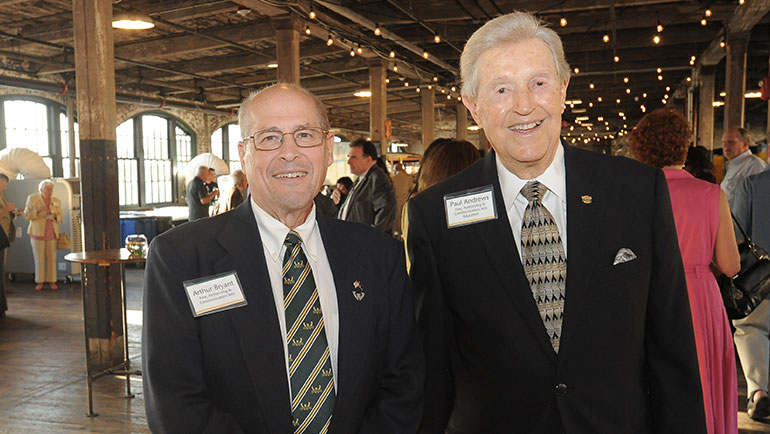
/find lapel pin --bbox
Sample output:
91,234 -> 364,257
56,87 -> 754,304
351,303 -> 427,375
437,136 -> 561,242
581,195 -> 592,204
352,280 -> 365,301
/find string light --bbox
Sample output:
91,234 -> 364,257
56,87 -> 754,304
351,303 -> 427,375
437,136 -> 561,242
574,67 -> 580,74
416,87 -> 420,93
658,75 -> 663,81
597,96 -> 603,102
433,76 -> 438,82
665,86 -> 671,92
357,44 -> 363,54
434,35 -> 441,43
653,35 -> 660,44
700,18 -> 707,26
349,48 -> 356,57
589,82 -> 595,90
374,24 -> 381,36
656,67 -> 662,73
642,92 -> 647,98
385,78 -> 390,84
560,17 -> 567,27
393,65 -> 398,72
404,81 -> 409,87
603,34 -> 610,43
626,88 -> 631,94
613,55 -> 620,63
422,51 -> 429,59
616,98 -> 621,104
623,77 -> 629,83
656,20 -> 663,32
389,50 -> 396,58
309,9 -> 316,19
326,34 -> 333,46
451,86 -> 457,92
705,9 -> 712,17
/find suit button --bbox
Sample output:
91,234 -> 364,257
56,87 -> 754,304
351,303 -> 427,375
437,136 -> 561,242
555,383 -> 568,395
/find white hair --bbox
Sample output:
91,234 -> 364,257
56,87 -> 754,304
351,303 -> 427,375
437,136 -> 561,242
38,179 -> 54,192
460,11 -> 571,101
237,83 -> 331,138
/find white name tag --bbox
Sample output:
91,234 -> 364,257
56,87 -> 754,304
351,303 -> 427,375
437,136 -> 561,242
183,271 -> 247,317
444,185 -> 498,228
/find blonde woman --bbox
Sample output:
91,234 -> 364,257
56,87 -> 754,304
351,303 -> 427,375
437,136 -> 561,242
24,180 -> 62,291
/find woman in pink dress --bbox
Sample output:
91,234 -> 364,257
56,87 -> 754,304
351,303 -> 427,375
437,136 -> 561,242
629,108 -> 740,434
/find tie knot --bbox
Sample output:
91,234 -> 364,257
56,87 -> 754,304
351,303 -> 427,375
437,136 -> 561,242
521,180 -> 546,204
283,231 -> 303,248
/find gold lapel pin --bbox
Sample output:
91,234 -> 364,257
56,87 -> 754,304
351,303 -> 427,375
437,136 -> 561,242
581,195 -> 593,204
352,280 -> 365,301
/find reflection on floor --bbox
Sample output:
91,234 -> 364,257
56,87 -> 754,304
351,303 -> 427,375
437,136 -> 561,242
0,267 -> 769,432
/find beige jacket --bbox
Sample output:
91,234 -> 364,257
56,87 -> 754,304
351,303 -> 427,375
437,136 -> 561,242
0,192 -> 11,237
23,193 -> 62,238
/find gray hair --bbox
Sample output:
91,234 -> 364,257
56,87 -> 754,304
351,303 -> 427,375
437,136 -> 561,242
734,127 -> 751,145
460,11 -> 571,101
38,179 -> 54,192
237,83 -> 331,137
231,169 -> 246,186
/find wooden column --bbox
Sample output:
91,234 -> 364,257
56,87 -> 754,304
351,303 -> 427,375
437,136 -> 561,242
271,14 -> 301,84
369,59 -> 387,154
724,31 -> 749,130
72,0 -> 123,371
456,102 -> 468,140
698,66 -> 716,151
421,87 -> 435,149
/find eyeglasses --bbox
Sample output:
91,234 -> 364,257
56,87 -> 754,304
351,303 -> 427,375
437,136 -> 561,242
242,127 -> 329,151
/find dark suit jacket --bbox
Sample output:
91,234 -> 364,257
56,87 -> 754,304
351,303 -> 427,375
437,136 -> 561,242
407,145 -> 706,434
338,166 -> 396,234
142,200 -> 424,433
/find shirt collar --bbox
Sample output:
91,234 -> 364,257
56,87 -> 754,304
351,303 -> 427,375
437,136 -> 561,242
496,142 -> 567,208
250,198 -> 319,263
732,149 -> 754,164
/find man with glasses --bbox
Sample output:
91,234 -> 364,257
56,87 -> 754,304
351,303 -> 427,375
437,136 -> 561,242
143,83 -> 424,434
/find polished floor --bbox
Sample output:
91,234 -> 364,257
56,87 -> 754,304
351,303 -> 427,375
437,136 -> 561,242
0,268 -> 769,433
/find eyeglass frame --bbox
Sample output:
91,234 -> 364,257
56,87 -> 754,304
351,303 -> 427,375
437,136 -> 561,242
241,126 -> 331,151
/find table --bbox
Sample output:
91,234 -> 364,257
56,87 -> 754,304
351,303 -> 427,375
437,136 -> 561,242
64,248 -> 146,417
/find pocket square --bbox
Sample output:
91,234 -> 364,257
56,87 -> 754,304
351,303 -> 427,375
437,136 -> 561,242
613,248 -> 637,265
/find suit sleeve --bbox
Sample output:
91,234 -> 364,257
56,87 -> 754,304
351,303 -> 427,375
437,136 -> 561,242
358,238 -> 425,433
142,235 -> 245,434
645,170 -> 707,433
371,171 -> 397,233
406,200 -> 454,434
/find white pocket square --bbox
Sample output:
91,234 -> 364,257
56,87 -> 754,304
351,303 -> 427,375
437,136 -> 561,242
613,248 -> 637,265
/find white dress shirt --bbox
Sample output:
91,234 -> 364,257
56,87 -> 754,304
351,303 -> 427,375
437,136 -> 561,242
339,165 -> 373,220
250,200 -> 339,397
721,150 -> 768,203
496,144 -> 568,261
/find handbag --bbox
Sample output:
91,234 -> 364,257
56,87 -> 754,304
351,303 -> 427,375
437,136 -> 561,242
57,229 -> 72,250
718,213 -> 770,320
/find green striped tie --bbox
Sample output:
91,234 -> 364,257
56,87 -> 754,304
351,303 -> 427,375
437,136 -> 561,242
283,231 -> 335,433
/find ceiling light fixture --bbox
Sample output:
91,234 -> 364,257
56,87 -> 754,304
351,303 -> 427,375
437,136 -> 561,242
354,90 -> 372,97
112,11 -> 155,30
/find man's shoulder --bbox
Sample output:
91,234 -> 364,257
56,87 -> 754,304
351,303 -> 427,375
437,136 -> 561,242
318,214 -> 397,249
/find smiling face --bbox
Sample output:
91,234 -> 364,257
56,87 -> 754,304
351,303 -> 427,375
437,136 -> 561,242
463,38 -> 568,179
238,86 -> 333,225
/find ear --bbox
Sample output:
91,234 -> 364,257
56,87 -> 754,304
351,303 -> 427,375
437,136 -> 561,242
559,77 -> 570,113
324,134 -> 334,167
462,94 -> 483,128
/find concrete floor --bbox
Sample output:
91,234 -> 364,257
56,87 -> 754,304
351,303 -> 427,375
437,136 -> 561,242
0,267 -> 769,433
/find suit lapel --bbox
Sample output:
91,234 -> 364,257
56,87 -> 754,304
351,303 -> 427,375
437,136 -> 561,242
214,201 -> 292,433
316,217 -> 375,432
560,145 -> 604,352
471,152 -> 557,361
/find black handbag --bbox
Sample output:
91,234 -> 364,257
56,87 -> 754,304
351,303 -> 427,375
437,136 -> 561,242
718,213 -> 770,320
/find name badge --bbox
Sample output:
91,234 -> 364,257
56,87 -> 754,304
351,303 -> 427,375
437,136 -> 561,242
444,185 -> 498,228
183,271 -> 247,317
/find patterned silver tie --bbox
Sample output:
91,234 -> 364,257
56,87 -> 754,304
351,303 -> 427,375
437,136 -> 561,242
520,180 -> 566,352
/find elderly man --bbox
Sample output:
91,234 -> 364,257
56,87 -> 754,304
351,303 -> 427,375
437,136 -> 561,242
186,165 -> 219,221
732,168 -> 770,420
407,12 -> 705,433
336,139 -> 396,234
721,126 -> 767,204
143,83 -> 423,433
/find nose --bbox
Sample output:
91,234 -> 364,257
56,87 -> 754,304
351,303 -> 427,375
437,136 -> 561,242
278,133 -> 301,160
512,89 -> 535,115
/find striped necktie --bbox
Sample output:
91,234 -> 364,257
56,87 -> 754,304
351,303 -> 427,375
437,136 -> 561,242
520,181 -> 567,352
283,231 -> 335,433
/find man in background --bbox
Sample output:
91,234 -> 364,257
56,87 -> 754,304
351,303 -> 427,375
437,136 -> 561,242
731,168 -> 770,420
186,165 -> 219,222
721,127 -> 767,204
337,139 -> 396,234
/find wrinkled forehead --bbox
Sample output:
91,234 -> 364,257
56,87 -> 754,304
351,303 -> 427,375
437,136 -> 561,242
245,88 -> 325,132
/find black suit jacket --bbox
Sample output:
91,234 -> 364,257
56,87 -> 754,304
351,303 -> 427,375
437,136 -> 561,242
142,200 -> 424,433
407,145 -> 706,434
338,166 -> 396,234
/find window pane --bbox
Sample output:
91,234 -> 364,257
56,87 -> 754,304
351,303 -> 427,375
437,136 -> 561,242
227,124 -> 241,167
60,113 -> 80,178
211,128 -> 223,158
4,100 -> 50,157
117,119 -> 135,158
175,126 -> 192,164
117,119 -> 137,205
142,115 -> 172,204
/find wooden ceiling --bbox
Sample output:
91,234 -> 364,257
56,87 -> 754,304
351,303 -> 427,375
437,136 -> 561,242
0,0 -> 769,144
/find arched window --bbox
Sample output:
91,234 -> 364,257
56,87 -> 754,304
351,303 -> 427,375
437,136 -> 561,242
211,123 -> 241,172
0,96 -> 79,178
116,113 -> 195,207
